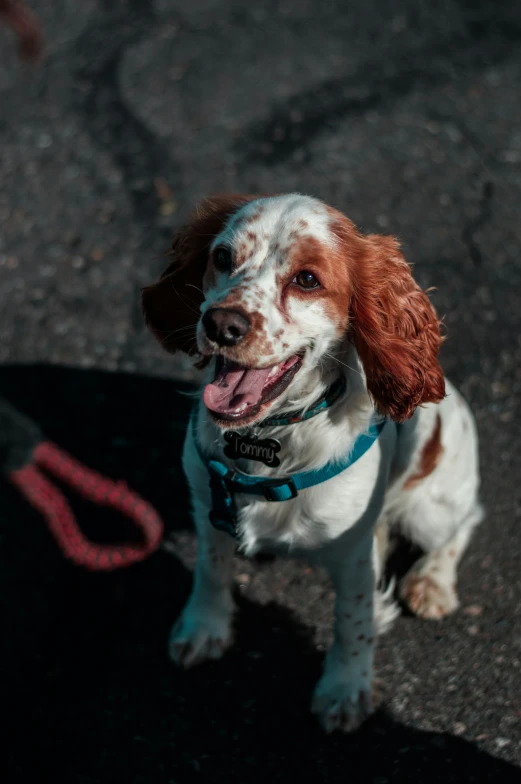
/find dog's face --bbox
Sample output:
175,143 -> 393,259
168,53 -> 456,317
143,194 -> 445,426
196,196 -> 355,427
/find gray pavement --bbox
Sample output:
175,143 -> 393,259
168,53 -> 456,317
0,1 -> 520,780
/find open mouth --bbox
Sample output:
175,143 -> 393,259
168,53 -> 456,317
203,354 -> 303,426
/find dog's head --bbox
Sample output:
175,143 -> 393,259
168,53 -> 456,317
142,193 -> 445,427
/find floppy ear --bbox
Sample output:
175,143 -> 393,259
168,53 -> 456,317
142,194 -> 256,355
348,233 -> 445,422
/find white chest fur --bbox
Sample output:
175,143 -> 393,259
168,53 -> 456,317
184,391 -> 397,557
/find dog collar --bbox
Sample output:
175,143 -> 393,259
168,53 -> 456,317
191,403 -> 387,538
259,376 -> 346,428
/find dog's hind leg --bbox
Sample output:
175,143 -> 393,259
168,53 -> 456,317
399,504 -> 484,619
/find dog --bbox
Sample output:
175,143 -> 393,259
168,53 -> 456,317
142,193 -> 483,733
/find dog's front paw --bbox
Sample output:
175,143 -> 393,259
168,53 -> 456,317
400,570 -> 458,620
168,600 -> 234,669
311,673 -> 381,734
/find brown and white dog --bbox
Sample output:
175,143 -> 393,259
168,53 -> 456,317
142,193 -> 483,733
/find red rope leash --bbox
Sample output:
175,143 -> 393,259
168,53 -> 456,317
0,0 -> 44,62
9,441 -> 164,571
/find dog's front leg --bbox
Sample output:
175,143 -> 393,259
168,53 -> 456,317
311,533 -> 378,733
169,495 -> 236,669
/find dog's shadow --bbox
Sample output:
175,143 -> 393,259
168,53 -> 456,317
0,365 -> 518,784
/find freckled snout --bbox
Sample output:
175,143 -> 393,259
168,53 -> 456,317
202,307 -> 251,347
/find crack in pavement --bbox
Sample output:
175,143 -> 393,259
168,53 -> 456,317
73,0 -> 184,245
461,180 -> 494,267
70,0 -> 187,359
426,111 -> 521,262
237,12 -> 521,165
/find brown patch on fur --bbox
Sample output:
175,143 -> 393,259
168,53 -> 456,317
229,207 -> 265,237
235,242 -> 250,268
235,231 -> 263,269
142,194 -> 258,354
327,206 -> 445,422
211,297 -> 249,313
244,208 -> 264,224
404,414 -> 444,489
284,234 -> 352,326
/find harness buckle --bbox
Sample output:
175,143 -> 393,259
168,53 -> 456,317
208,463 -> 239,537
209,509 -> 237,537
261,476 -> 298,502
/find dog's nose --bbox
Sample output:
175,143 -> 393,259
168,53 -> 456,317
202,308 -> 251,347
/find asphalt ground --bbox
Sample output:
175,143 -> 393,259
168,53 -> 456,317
0,1 -> 520,782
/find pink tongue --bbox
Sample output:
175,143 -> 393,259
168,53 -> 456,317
203,361 -> 273,415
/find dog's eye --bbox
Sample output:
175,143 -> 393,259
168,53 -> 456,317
214,247 -> 233,272
294,271 -> 320,289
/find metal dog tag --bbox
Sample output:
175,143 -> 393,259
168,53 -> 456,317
224,431 -> 281,467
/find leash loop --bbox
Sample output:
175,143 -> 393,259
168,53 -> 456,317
9,441 -> 164,571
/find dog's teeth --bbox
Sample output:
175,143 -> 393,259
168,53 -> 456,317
235,402 -> 248,413
268,364 -> 280,379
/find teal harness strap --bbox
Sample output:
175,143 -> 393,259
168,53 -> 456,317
191,409 -> 387,538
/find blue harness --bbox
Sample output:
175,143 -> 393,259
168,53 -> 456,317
192,382 -> 387,538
